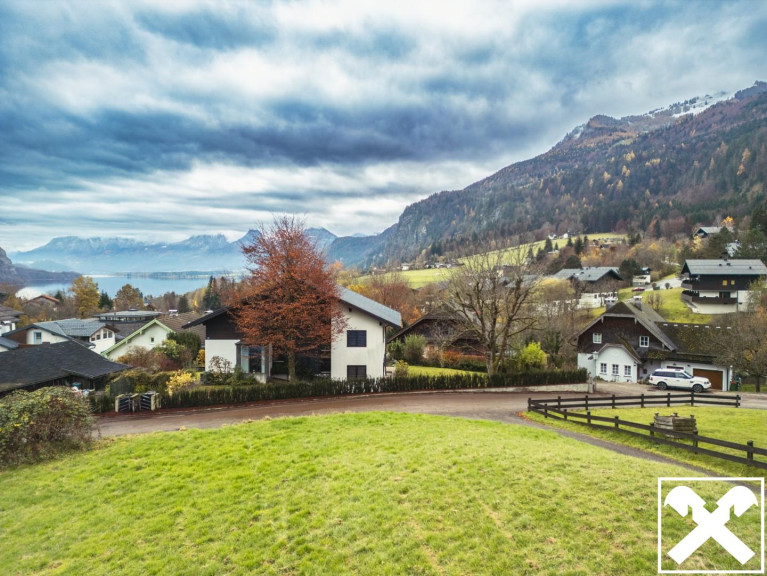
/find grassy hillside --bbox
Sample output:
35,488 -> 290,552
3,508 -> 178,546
0,412 -> 761,574
368,232 -> 626,288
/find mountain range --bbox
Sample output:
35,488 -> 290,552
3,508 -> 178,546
8,81 -> 767,274
9,228 -> 338,275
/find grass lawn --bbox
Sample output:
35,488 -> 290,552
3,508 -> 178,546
406,365 -> 481,377
527,406 -> 767,479
616,286 -> 713,323
1,412 -> 761,575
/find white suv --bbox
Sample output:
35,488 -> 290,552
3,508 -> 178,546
648,368 -> 711,393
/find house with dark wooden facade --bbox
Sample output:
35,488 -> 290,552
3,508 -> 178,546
681,258 -> 767,314
575,300 -> 734,390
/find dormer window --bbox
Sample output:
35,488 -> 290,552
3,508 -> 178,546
639,335 -> 649,347
593,333 -> 602,344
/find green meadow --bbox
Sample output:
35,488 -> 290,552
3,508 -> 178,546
1,412 -> 761,575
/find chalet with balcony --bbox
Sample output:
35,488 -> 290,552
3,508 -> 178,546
681,258 -> 767,314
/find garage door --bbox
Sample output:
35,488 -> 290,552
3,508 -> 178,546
693,368 -> 723,390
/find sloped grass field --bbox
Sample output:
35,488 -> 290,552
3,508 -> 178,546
0,413 -> 762,575
527,406 -> 767,478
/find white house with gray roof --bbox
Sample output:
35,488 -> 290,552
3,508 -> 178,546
4,319 -> 117,354
184,287 -> 402,381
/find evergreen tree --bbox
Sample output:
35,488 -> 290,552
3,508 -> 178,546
98,291 -> 113,310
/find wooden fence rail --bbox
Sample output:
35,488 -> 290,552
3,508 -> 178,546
527,391 -> 741,412
527,394 -> 765,470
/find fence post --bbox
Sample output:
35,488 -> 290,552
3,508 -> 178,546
747,440 -> 754,463
641,393 -> 645,408
587,410 -> 591,425
614,415 -> 619,429
691,390 -> 695,407
692,431 -> 698,450
667,393 -> 671,407
585,395 -> 589,411
544,405 -> 548,419
649,422 -> 655,438
611,394 -> 616,409
736,395 -> 741,408
528,397 -> 531,411
563,408 -> 568,421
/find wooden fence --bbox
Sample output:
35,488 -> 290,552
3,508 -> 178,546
527,393 -> 766,470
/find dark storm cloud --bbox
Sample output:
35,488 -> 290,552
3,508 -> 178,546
1,0 -> 767,249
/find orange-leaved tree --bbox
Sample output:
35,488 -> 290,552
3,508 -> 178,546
231,216 -> 346,381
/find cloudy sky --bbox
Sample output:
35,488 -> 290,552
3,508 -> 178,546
2,0 -> 766,251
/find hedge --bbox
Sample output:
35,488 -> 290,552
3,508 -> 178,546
1,387 -> 94,467
157,368 -> 587,410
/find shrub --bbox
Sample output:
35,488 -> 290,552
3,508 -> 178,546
166,371 -> 197,395
403,334 -> 427,364
0,387 -> 94,467
388,339 -> 405,361
516,342 -> 548,371
394,360 -> 409,378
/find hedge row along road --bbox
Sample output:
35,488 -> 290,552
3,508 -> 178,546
97,382 -> 767,441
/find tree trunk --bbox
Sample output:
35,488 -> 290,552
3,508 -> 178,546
288,350 -> 296,382
757,375 -> 763,393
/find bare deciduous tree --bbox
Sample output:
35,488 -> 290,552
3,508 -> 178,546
445,249 -> 540,376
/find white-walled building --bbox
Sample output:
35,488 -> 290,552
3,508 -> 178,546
574,301 -> 733,390
185,287 -> 402,381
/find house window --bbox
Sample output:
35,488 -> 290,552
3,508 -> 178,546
639,335 -> 649,347
722,280 -> 728,286
624,365 -> 632,377
592,333 -> 602,344
33,331 -> 42,344
150,337 -> 155,344
347,365 -> 367,380
347,330 -> 367,347
611,364 -> 619,376
599,363 -> 607,374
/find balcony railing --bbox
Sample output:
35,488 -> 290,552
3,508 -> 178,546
681,290 -> 737,305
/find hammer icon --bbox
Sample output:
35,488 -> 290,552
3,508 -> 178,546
664,485 -> 758,565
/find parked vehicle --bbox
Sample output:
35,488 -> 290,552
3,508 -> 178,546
648,368 -> 711,393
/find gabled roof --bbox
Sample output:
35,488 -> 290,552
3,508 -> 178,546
29,319 -> 111,339
681,259 -> 767,276
0,336 -> 20,351
574,300 -> 676,350
101,318 -> 173,356
695,226 -> 722,236
551,267 -> 623,283
595,342 -> 642,362
184,288 -> 402,329
387,308 -> 466,343
0,304 -> 22,323
339,287 -> 402,328
0,340 -> 129,393
159,311 -> 206,340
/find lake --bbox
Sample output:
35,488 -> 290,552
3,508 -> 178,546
16,274 -> 229,300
